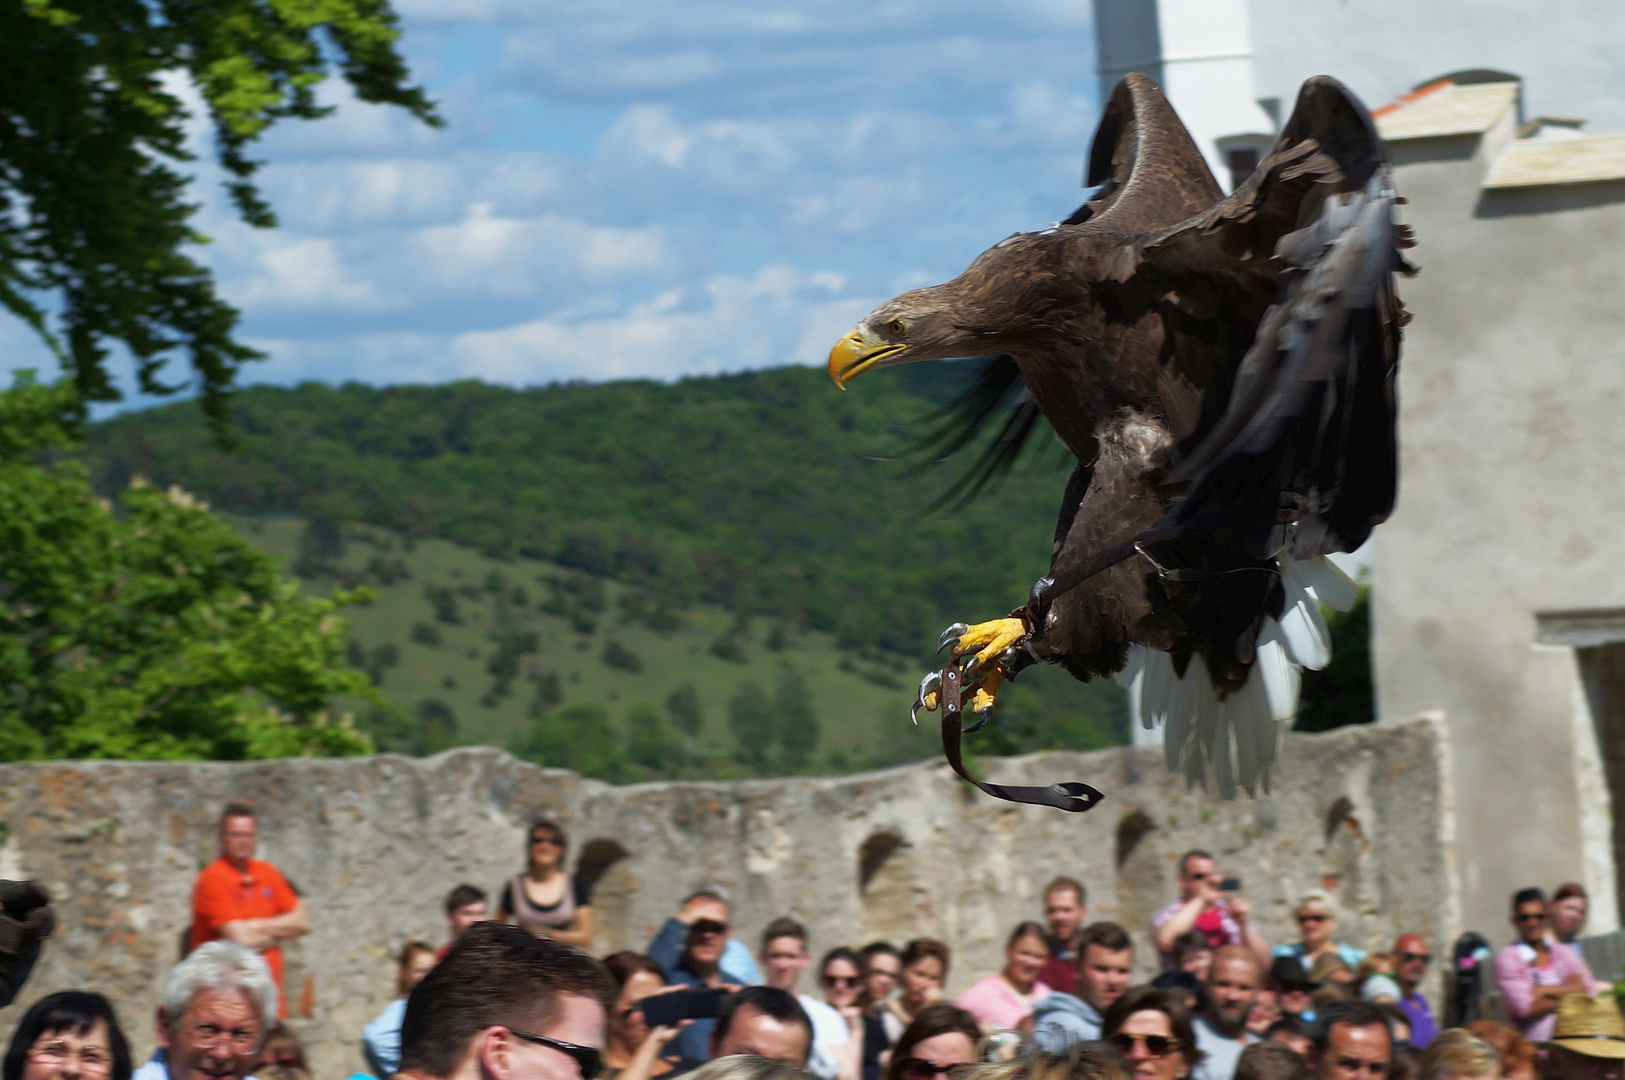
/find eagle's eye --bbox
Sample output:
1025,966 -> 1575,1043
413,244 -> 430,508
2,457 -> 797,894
885,318 -> 908,338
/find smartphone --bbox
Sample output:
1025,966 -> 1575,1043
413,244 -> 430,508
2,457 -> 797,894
1219,876 -> 1242,892
638,987 -> 728,1027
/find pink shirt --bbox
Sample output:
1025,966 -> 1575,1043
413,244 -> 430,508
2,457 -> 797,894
955,976 -> 1053,1030
1494,939 -> 1596,1041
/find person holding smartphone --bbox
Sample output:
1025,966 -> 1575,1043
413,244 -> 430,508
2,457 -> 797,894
647,887 -> 756,1063
1151,852 -> 1271,972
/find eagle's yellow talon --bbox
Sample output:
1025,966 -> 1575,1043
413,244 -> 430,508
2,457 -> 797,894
951,617 -> 1028,669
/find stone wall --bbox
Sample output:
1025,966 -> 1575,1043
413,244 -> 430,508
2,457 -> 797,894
0,717 -> 1452,1078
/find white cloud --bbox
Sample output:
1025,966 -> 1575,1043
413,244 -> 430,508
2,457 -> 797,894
248,265 -> 876,386
3,0 -> 1102,396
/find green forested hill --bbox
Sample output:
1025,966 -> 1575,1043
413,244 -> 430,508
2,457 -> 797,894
83,364 -> 1129,778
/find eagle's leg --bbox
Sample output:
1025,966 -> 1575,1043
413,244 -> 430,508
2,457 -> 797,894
912,616 -> 1030,729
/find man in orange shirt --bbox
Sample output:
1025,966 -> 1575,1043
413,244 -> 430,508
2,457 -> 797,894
190,802 -> 309,1013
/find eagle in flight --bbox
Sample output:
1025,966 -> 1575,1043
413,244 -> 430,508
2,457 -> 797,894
828,74 -> 1411,808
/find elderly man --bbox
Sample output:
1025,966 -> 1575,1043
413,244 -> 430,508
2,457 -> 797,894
710,987 -> 813,1069
647,885 -> 757,1062
131,941 -> 278,1080
396,922 -> 612,1080
1308,1001 -> 1392,1080
190,803 -> 308,1012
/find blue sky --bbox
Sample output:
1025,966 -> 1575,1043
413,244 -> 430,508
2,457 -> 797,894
5,0 -> 1104,397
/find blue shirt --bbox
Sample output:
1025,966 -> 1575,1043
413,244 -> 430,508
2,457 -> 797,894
362,997 -> 408,1077
647,917 -> 757,1061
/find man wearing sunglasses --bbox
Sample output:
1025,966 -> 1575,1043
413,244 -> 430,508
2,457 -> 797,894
397,922 -> 611,1080
647,886 -> 757,1062
1151,853 -> 1270,972
1494,888 -> 1595,1042
1391,935 -> 1437,1050
1307,1001 -> 1392,1080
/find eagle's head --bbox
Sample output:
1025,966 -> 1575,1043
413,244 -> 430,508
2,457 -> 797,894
827,235 -> 1055,388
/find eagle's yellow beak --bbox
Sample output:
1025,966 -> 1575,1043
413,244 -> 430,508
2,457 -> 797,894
828,327 -> 907,389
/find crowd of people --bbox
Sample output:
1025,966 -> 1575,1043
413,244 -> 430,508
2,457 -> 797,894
4,810 -> 1624,1080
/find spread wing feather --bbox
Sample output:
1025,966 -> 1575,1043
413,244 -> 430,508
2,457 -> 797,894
1120,76 -> 1413,560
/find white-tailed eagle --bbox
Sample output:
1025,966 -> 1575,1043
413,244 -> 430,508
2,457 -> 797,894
829,74 -> 1411,808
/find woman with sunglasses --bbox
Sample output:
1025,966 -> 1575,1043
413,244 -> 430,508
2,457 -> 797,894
600,952 -> 699,1080
4,992 -> 131,1080
1493,886 -> 1595,1041
1099,987 -> 1202,1080
954,922 -> 1053,1032
881,1004 -> 980,1080
500,818 -> 593,947
820,949 -> 888,1080
881,941 -> 952,1046
1270,893 -> 1363,976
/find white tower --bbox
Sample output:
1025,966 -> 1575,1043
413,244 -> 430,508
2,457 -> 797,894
1092,0 -> 1278,191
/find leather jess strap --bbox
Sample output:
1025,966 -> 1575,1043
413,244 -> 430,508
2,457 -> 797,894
938,664 -> 1105,813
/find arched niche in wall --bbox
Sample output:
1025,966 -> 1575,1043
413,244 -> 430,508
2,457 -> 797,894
858,830 -> 930,942
1114,808 -> 1162,932
576,838 -> 634,953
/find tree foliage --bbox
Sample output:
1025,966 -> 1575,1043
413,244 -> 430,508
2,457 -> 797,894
0,0 -> 438,429
1296,586 -> 1374,732
0,372 -> 376,760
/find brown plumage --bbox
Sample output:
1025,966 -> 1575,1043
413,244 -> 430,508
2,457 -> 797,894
828,73 -> 1412,803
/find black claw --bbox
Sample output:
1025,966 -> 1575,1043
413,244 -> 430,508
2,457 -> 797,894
961,707 -> 992,734
937,623 -> 968,653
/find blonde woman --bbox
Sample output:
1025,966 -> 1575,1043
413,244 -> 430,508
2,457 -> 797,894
1271,892 -> 1364,972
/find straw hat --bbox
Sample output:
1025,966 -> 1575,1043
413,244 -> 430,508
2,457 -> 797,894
1549,994 -> 1625,1059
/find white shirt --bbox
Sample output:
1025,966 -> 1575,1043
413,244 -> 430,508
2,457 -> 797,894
799,994 -> 851,1080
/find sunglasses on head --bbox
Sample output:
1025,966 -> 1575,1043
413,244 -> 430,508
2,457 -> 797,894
691,918 -> 728,936
1108,1033 -> 1176,1058
899,1059 -> 968,1080
506,1028 -> 602,1080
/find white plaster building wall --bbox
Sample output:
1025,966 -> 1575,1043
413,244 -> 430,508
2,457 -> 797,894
1366,110 -> 1625,935
1090,3 -> 1625,936
1245,1 -> 1625,135
1091,0 -> 1276,188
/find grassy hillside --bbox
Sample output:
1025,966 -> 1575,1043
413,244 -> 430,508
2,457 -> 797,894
236,515 -> 989,777
115,361 -> 1131,780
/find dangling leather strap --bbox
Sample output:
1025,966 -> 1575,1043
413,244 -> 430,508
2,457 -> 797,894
938,664 -> 1105,813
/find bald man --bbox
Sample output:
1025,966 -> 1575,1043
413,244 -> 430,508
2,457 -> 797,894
1195,946 -> 1264,1080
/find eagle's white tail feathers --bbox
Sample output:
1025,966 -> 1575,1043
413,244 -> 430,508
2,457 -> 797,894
1121,553 -> 1353,798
